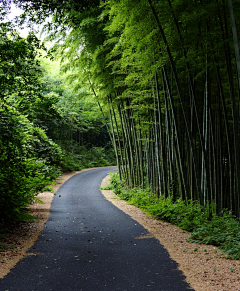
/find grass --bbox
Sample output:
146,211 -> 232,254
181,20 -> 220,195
109,172 -> 240,260
100,184 -> 115,190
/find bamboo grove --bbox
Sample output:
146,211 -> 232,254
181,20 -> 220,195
15,0 -> 240,217
105,0 -> 240,218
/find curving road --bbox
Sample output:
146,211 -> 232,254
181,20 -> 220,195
0,167 -> 194,291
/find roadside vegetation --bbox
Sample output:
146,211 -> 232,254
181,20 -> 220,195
109,172 -> 240,260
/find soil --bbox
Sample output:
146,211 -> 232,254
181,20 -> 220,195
1,169 -> 240,291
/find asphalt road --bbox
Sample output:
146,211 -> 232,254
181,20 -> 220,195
0,167 -> 194,291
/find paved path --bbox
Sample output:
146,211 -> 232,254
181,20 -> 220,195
0,167 -> 194,291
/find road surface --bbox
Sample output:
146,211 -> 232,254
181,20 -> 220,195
0,167 -> 194,291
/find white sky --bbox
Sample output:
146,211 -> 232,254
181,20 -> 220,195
8,4 -> 22,20
5,3 -> 41,38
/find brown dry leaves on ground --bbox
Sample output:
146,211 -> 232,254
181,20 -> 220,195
1,170 -> 240,291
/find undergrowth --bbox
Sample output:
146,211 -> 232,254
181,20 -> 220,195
60,144 -> 116,172
109,173 -> 240,260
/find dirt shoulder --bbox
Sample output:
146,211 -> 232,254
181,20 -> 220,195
100,176 -> 240,291
1,170 -> 240,291
0,168 -> 98,279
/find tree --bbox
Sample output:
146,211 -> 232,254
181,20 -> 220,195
0,21 -> 62,222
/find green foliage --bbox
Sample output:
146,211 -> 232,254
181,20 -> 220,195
188,213 -> 240,260
0,6 -> 115,225
100,184 -> 114,190
31,126 -> 62,179
110,173 -> 240,260
0,101 -> 61,222
38,57 -> 116,171
109,172 -> 126,194
0,22 -> 46,103
60,143 -> 115,172
0,21 -> 63,222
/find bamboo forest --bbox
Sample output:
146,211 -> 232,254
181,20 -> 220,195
1,0 -> 240,224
